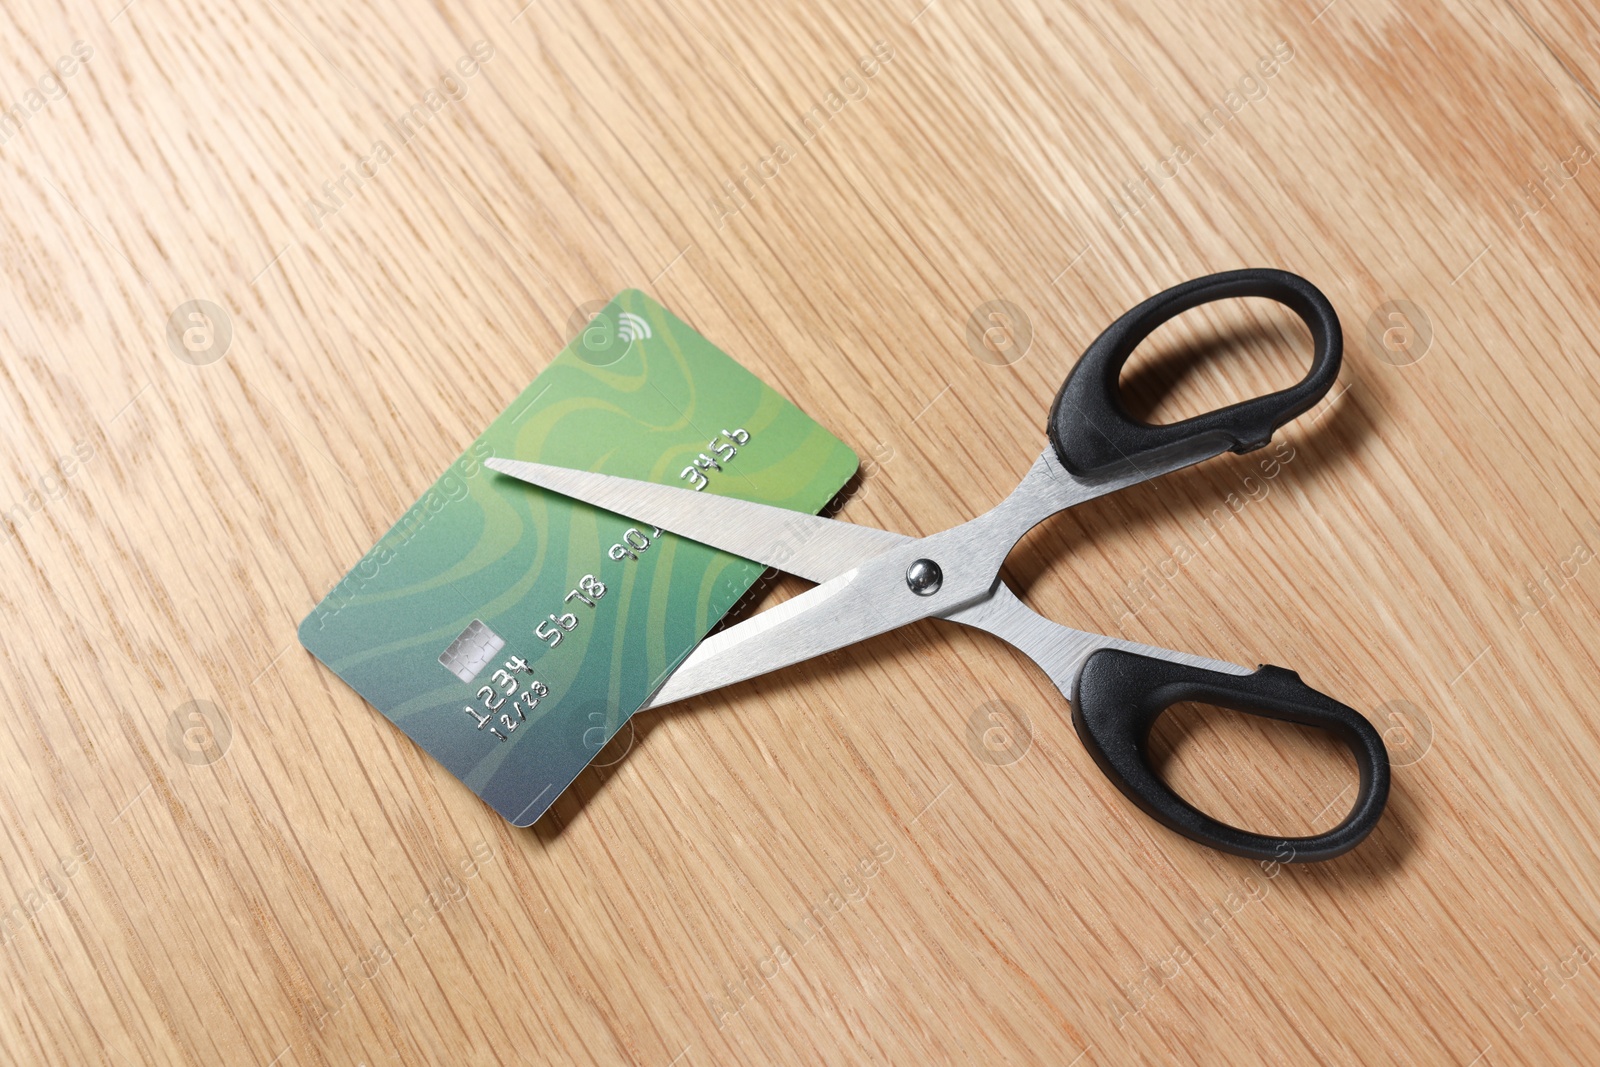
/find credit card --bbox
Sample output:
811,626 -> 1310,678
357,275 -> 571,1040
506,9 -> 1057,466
298,290 -> 858,824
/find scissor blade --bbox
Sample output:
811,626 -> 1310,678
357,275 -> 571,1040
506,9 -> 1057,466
642,559 -> 885,707
485,458 -> 905,583
647,577 -> 1255,712
637,452 -> 1077,710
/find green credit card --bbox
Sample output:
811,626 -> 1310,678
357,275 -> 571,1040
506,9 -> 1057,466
299,290 -> 858,825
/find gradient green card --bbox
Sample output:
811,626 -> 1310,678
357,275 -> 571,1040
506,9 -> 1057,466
299,291 -> 858,825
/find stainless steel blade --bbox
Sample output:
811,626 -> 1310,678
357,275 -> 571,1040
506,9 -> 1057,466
485,458 -> 904,583
645,571 -> 1250,710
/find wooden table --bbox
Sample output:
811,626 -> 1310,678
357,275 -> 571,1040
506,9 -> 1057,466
5,0 -> 1600,1062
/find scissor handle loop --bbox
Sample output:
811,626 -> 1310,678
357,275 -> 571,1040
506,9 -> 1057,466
1048,268 -> 1342,479
1071,650 -> 1390,862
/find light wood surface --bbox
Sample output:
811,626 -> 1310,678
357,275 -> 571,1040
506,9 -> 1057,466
4,0 -> 1600,1063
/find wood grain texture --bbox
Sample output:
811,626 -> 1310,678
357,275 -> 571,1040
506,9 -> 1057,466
3,0 -> 1600,1063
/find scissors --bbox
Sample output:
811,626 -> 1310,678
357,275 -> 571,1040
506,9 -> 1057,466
487,268 -> 1390,862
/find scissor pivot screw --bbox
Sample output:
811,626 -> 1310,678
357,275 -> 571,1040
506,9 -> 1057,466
906,558 -> 943,596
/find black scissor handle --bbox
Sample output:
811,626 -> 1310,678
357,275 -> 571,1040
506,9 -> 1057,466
1071,649 -> 1389,862
1049,268 -> 1342,479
